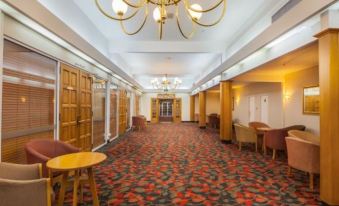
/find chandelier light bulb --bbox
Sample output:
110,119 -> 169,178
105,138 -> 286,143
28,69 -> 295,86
112,0 -> 128,16
153,7 -> 161,23
189,4 -> 203,20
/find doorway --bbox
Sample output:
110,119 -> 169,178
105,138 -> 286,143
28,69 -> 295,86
260,95 -> 269,124
159,99 -> 173,122
249,96 -> 256,122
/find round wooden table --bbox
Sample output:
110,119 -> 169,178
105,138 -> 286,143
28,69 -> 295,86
47,152 -> 107,206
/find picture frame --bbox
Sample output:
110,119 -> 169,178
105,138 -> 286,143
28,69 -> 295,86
303,86 -> 320,115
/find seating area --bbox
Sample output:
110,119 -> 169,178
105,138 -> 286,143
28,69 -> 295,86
1,0 -> 339,205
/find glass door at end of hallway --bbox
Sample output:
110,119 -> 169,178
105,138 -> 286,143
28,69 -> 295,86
159,100 -> 173,122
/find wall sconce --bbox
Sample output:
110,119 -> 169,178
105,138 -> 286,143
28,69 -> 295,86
236,96 -> 240,105
20,96 -> 26,103
284,93 -> 291,101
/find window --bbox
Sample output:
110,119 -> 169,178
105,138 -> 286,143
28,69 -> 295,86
1,40 -> 57,163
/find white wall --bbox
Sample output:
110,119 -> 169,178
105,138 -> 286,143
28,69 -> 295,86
140,93 -> 191,121
233,82 -> 284,128
284,67 -> 319,135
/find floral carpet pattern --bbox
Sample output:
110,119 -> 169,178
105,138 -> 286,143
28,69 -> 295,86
64,123 -> 320,205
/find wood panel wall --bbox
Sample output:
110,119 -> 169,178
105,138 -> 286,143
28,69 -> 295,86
119,89 -> 127,135
110,89 -> 118,138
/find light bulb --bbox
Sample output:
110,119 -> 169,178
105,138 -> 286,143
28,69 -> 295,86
153,7 -> 161,23
112,0 -> 128,16
189,4 -> 202,20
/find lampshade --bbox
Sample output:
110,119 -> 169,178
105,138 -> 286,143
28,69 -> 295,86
112,0 -> 128,16
189,4 -> 203,20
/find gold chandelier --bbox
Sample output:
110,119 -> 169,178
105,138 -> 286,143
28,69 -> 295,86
95,0 -> 227,39
151,75 -> 182,92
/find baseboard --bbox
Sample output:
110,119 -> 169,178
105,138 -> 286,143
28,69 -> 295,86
221,140 -> 232,144
199,126 -> 206,129
182,121 -> 195,123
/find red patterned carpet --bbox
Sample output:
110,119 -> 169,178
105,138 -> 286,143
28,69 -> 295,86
64,123 -> 320,205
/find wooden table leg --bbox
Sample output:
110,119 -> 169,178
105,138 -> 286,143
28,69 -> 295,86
87,167 -> 99,206
58,172 -> 69,206
73,169 -> 80,206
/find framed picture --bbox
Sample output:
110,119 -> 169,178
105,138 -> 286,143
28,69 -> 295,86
303,86 -> 320,115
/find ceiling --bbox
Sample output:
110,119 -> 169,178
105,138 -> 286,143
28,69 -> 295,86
38,0 -> 287,90
232,41 -> 319,83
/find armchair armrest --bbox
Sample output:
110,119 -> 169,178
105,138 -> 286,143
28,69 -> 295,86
0,162 -> 42,180
0,178 -> 51,206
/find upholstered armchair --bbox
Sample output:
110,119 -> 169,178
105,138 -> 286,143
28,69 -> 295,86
25,139 -> 80,177
0,162 -> 51,206
265,125 -> 306,160
234,123 -> 258,152
286,131 -> 320,190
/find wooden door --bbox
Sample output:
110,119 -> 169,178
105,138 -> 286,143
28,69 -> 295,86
79,72 -> 93,151
151,98 -> 159,123
60,64 -> 93,150
60,64 -> 79,148
119,89 -> 127,135
173,98 -> 182,123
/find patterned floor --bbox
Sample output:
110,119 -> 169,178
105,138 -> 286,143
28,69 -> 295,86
64,123 -> 320,205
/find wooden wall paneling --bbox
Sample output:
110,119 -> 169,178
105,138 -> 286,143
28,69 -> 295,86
118,89 -> 127,135
190,95 -> 195,122
173,98 -> 182,123
127,96 -> 131,128
79,71 -> 93,151
151,98 -> 159,123
199,91 -> 206,128
110,89 -> 118,138
316,28 -> 339,205
220,81 -> 232,142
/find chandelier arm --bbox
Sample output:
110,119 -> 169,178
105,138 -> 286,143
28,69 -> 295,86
185,0 -> 224,13
120,7 -> 149,35
184,0 -> 226,27
95,0 -> 139,21
176,5 -> 195,39
148,0 -> 182,6
122,0 -> 145,8
158,21 -> 163,40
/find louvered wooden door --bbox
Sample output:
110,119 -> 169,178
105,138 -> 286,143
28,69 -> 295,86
79,72 -> 93,151
151,98 -> 159,123
60,63 -> 92,150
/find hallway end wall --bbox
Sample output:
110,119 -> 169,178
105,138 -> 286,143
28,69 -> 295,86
140,93 -> 190,121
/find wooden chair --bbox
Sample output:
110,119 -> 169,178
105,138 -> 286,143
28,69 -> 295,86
234,123 -> 258,152
0,162 -> 51,206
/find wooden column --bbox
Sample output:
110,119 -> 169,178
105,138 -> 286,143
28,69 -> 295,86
190,95 -> 195,122
220,81 -> 232,143
316,28 -> 339,205
198,91 -> 206,128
